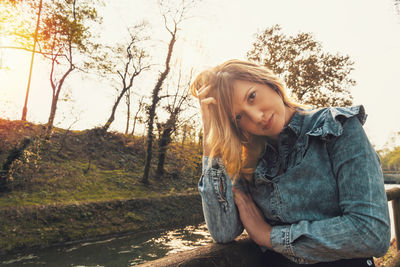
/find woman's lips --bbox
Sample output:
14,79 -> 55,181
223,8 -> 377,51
262,114 -> 274,130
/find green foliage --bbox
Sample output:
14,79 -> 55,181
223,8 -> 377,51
0,0 -> 102,55
378,132 -> 400,172
247,25 -> 356,108
163,140 -> 202,180
0,119 -> 49,191
0,2 -> 36,49
380,146 -> 400,171
0,0 -> 104,133
35,0 -> 103,82
4,137 -> 42,190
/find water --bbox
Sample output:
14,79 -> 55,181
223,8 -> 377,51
0,224 -> 213,267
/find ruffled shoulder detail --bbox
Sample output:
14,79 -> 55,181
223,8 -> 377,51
305,105 -> 367,140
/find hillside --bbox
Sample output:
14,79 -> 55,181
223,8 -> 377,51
0,118 -> 201,208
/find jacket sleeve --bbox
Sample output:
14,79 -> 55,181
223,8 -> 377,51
198,156 -> 244,243
270,116 -> 391,264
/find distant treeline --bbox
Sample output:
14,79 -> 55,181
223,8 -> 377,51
378,143 -> 400,172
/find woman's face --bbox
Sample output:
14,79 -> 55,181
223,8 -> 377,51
231,79 -> 293,140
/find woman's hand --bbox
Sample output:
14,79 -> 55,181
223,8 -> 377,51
197,85 -> 216,156
233,188 -> 272,248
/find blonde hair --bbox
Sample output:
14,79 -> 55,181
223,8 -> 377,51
191,59 -> 303,181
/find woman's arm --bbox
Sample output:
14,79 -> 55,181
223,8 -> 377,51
199,156 -> 244,243
233,188 -> 272,247
196,84 -> 244,242
269,117 -> 390,263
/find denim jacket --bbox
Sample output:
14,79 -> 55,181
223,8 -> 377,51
198,105 -> 390,264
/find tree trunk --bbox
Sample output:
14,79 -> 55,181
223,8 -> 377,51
143,118 -> 153,183
156,126 -> 172,178
141,29 -> 176,184
46,95 -> 58,134
181,124 -> 187,149
46,59 -> 73,137
131,96 -> 144,136
198,130 -> 203,153
125,90 -> 131,135
46,84 -> 64,137
131,116 -> 137,136
103,87 -> 128,132
21,0 -> 43,122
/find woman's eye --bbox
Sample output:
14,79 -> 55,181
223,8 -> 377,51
249,91 -> 256,102
235,114 -> 242,122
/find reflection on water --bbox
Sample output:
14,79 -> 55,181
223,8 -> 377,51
147,225 -> 213,256
0,223 -> 213,267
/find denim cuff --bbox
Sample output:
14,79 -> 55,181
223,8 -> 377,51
202,156 -> 210,173
202,156 -> 223,172
270,225 -> 294,257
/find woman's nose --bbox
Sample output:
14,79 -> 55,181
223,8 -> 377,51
247,108 -> 264,124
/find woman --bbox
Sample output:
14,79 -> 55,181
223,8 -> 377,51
190,59 -> 390,266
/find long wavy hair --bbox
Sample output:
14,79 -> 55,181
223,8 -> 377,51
191,59 -> 303,181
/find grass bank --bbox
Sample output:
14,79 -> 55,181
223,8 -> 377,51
0,193 -> 203,255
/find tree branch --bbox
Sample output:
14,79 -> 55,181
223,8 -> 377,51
0,46 -> 63,57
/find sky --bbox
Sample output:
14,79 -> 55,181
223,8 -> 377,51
1,0 -> 400,149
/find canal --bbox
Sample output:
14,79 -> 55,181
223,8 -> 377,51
0,224 -> 213,266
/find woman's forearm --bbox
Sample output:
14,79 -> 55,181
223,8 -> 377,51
233,188 -> 272,248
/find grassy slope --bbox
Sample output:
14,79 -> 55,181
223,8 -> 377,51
0,118 -> 201,208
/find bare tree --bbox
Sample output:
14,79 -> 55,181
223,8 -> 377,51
179,122 -> 197,149
131,95 -> 145,136
125,88 -> 132,135
141,0 -> 195,184
100,23 -> 150,132
155,69 -> 193,178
